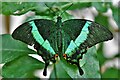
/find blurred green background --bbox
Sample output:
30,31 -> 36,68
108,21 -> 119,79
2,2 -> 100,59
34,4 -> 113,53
0,1 -> 119,79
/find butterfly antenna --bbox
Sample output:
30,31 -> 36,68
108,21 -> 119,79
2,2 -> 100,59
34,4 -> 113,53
44,3 -> 57,16
60,3 -> 73,16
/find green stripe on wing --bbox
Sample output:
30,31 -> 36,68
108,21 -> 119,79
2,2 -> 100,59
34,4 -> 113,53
29,21 -> 44,44
65,21 -> 92,56
29,21 -> 55,54
42,40 -> 56,54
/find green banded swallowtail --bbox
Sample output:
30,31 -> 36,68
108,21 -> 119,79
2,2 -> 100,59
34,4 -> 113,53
12,16 -> 113,76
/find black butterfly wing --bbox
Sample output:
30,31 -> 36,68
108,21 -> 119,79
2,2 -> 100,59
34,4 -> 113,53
12,21 -> 35,45
80,21 -> 113,49
61,19 -> 87,52
62,19 -> 113,75
62,19 -> 113,52
12,19 -> 57,76
12,19 -> 56,46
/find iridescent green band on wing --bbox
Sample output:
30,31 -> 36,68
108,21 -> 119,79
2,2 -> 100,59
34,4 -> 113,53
75,21 -> 92,46
29,21 -> 55,54
65,21 -> 92,56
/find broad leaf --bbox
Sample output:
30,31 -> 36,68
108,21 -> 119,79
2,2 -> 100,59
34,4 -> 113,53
50,47 -> 101,78
0,2 -> 2,14
111,6 -> 120,28
102,68 -> 120,78
50,61 -> 71,78
97,43 -> 107,66
82,47 -> 101,78
1,2 -> 45,15
2,55 -> 44,78
0,34 -> 36,63
95,13 -> 109,28
92,2 -> 108,12
62,2 -> 91,10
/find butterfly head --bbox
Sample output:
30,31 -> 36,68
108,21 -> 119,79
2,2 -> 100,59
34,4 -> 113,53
57,16 -> 62,20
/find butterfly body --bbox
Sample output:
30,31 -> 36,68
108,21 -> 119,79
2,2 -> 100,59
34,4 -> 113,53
12,16 -> 113,76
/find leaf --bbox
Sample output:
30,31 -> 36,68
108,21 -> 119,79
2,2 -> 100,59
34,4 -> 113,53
92,2 -> 108,13
97,43 -> 107,66
0,2 -> 2,14
111,6 -> 120,28
95,13 -> 109,28
82,47 -> 101,78
1,2 -> 45,15
0,34 -> 36,63
102,68 -> 120,78
62,2 -> 92,10
50,47 -> 101,78
109,2 -> 120,28
2,55 -> 44,78
1,2 -> 92,18
50,61 -> 71,78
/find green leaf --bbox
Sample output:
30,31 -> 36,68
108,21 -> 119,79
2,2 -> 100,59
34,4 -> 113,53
102,68 -> 120,78
2,2 -> 45,15
2,55 -> 44,78
50,61 -> 71,78
0,34 -> 36,63
50,47 -> 101,78
95,13 -> 109,28
0,2 -> 2,14
92,2 -> 109,13
62,2 -> 92,10
1,2 -> 92,17
82,47 -> 101,78
111,6 -> 120,28
97,43 -> 107,66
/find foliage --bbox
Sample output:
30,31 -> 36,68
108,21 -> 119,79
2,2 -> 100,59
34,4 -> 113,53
1,2 -> 119,79
1,34 -> 44,78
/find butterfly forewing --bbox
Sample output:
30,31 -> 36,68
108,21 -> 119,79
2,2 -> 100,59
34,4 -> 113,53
79,21 -> 113,49
12,19 -> 59,53
61,19 -> 87,52
12,22 -> 36,45
62,19 -> 87,41
33,19 -> 55,40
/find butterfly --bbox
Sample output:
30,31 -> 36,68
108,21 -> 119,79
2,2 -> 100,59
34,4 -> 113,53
12,16 -> 113,76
